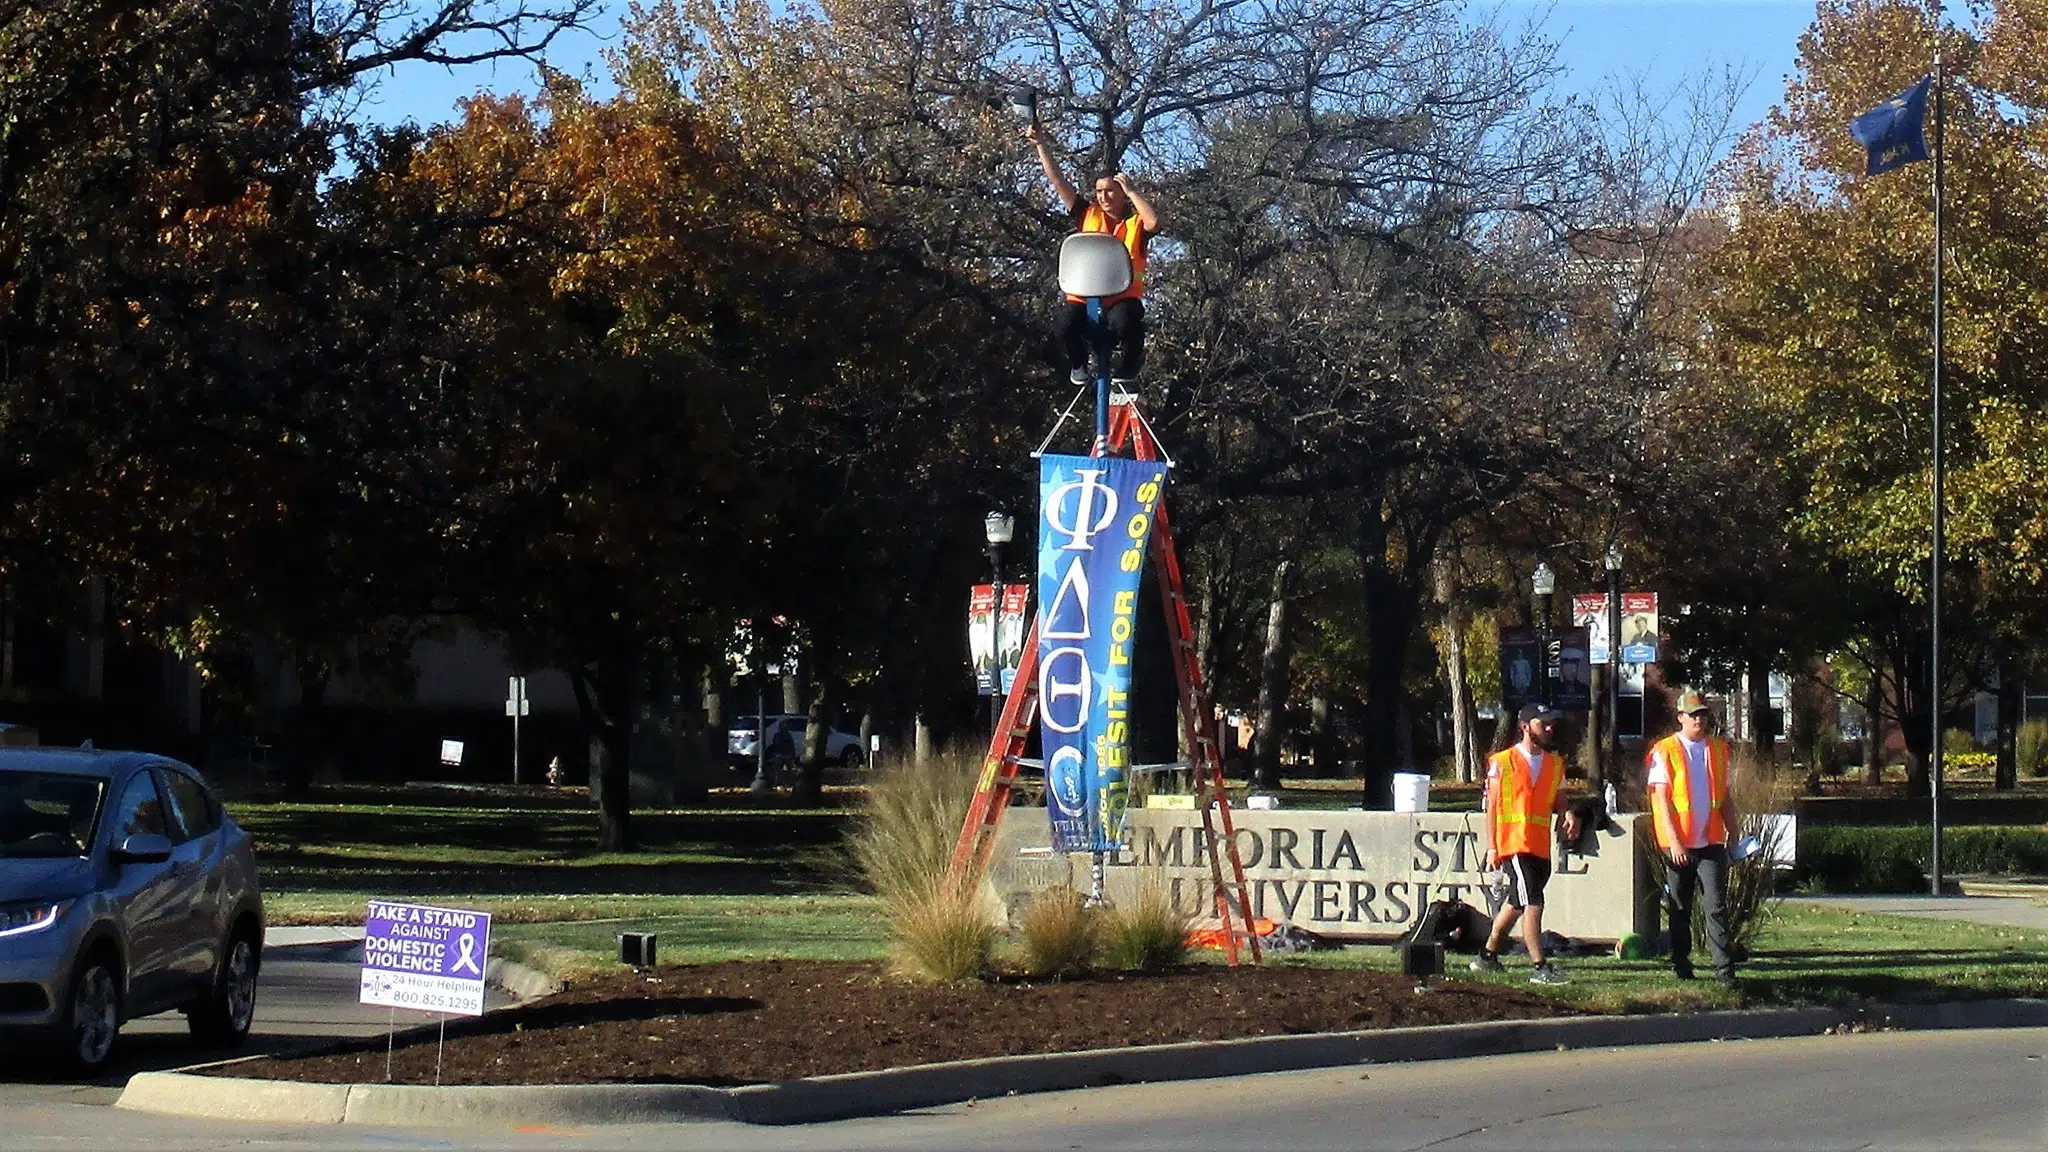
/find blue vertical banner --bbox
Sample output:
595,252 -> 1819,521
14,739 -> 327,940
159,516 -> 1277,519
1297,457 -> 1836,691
1037,454 -> 1168,854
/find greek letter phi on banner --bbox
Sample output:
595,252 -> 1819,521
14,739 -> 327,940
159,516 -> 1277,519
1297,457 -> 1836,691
1037,453 -> 1168,854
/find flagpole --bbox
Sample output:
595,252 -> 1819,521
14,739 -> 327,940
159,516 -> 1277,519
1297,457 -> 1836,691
1928,8 -> 1946,898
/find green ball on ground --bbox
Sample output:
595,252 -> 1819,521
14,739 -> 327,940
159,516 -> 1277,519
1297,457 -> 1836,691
1615,933 -> 1650,960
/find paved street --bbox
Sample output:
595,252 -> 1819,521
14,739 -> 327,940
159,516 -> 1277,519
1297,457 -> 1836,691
0,1027 -> 2040,1150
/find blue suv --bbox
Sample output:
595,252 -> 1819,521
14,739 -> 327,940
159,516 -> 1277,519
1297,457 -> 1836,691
0,749 -> 263,1073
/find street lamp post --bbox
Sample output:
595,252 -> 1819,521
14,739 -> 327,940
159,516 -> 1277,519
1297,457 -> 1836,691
1604,543 -> 1624,775
984,510 -> 1015,735
750,661 -> 782,794
1532,562 -> 1557,709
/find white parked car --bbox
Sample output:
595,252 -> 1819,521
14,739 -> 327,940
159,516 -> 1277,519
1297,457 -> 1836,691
726,715 -> 865,770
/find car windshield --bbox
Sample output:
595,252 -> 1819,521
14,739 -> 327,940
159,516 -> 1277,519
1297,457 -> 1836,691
0,772 -> 106,859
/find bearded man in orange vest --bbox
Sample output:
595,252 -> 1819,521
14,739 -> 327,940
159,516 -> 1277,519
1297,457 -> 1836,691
1026,121 -> 1161,387
1470,703 -> 1581,985
1648,688 -> 1737,983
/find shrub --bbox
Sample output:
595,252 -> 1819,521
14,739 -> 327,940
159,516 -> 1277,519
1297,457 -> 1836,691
2020,720 -> 2048,779
847,748 -> 997,981
1101,869 -> 1194,971
1015,884 -> 1101,979
1796,826 -> 2048,892
1942,728 -> 1984,757
1944,751 -> 1995,775
1801,722 -> 1845,778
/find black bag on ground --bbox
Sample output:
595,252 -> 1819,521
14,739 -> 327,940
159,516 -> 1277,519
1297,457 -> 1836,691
1410,898 -> 1490,954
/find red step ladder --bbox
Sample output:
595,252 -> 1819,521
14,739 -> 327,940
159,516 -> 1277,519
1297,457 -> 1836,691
947,396 -> 1261,965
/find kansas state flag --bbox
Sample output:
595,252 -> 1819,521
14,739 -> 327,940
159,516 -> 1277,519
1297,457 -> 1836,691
1850,75 -> 1932,176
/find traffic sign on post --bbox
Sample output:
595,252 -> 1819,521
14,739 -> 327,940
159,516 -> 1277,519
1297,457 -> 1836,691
507,677 -> 529,783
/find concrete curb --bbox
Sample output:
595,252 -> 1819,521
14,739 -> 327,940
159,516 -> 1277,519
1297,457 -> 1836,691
1956,880 -> 2048,900
115,997 -> 2048,1128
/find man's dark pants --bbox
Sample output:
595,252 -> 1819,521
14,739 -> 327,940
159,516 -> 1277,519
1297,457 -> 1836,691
1666,842 -> 1734,976
1055,298 -> 1145,379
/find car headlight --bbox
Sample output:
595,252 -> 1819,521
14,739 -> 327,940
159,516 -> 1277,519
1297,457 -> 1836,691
0,901 -> 72,940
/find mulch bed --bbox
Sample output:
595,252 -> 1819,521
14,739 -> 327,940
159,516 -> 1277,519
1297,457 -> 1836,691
214,960 -> 1580,1087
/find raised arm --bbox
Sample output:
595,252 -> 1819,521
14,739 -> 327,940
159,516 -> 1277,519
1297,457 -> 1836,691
1025,122 -> 1079,213
1115,173 -> 1161,233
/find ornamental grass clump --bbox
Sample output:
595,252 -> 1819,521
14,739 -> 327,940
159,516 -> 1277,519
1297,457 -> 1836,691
1101,869 -> 1195,972
1719,747 -> 1791,954
1016,883 -> 1102,979
891,879 -> 999,983
847,747 -> 996,981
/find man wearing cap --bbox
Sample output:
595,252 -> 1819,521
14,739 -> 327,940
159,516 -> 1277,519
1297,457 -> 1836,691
1648,688 -> 1736,982
1471,702 -> 1580,985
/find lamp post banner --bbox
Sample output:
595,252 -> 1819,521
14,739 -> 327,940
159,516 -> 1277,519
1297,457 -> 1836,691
997,584 -> 1030,694
968,584 -> 997,695
1499,626 -> 1540,716
1037,453 -> 1169,854
1620,592 -> 1660,663
1572,593 -> 1611,664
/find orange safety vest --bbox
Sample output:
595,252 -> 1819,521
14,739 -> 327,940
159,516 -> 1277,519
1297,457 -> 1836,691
1487,746 -> 1562,859
1064,205 -> 1147,306
1648,734 -> 1730,851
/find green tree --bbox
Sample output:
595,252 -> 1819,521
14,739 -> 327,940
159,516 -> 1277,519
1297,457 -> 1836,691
1703,0 -> 2048,794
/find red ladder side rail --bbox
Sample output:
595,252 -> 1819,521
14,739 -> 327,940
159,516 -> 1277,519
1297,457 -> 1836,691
946,620 -> 1043,887
1148,503 -> 1260,965
946,409 -> 1111,891
1119,401 -> 1261,965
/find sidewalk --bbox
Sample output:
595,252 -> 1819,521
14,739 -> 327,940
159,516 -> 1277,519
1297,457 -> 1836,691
264,925 -> 365,947
1784,892 -> 2048,932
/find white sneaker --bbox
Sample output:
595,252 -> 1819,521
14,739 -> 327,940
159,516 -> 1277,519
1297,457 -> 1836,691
1069,368 -> 1088,385
1468,951 -> 1505,974
1529,961 -> 1570,986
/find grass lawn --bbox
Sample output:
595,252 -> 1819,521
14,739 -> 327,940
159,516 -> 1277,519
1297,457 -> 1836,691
1278,902 -> 2048,1012
485,899 -> 2048,1013
492,895 -> 888,977
234,776 -> 2048,1024
231,786 -> 861,923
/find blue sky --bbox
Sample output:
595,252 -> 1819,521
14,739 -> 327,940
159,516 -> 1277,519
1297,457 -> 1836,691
360,1 -> 1818,149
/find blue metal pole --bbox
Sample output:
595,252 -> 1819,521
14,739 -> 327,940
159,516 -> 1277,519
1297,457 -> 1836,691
1088,297 -> 1109,450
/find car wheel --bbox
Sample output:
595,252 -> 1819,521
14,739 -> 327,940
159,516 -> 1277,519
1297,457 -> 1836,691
61,956 -> 121,1075
188,930 -> 259,1046
839,746 -> 866,769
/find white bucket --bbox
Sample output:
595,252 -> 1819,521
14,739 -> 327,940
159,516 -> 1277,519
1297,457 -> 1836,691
1392,772 -> 1431,813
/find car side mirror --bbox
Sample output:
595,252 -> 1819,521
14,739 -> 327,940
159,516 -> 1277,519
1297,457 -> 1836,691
112,833 -> 173,864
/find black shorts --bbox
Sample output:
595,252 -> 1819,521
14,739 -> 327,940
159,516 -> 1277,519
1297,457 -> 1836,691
1502,853 -> 1551,909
